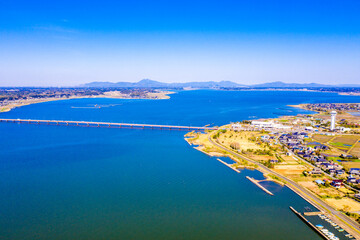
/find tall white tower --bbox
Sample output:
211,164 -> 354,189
330,111 -> 337,131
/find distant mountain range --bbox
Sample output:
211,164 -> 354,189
80,79 -> 360,89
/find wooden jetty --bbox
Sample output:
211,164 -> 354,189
246,176 -> 274,195
0,118 -> 219,131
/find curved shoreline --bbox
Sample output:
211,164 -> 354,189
185,106 -> 360,238
0,91 -> 175,113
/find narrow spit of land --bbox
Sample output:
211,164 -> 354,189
0,90 -> 174,113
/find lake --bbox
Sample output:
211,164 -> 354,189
1,90 -> 360,240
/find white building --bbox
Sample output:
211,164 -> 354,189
251,121 -> 291,130
339,127 -> 351,132
251,121 -> 273,128
330,111 -> 337,131
231,123 -> 242,131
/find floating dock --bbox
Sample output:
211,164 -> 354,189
216,158 -> 240,173
289,206 -> 330,240
246,176 -> 273,195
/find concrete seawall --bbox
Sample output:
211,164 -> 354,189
289,206 -> 329,240
246,176 -> 274,195
216,158 -> 240,173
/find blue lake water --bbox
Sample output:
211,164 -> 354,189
1,90 -> 360,240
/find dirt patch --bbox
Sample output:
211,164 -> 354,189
298,181 -> 344,198
312,134 -> 334,143
325,198 -> 360,212
349,141 -> 360,158
273,164 -> 308,175
342,162 -> 360,169
330,135 -> 360,146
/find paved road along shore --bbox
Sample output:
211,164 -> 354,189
208,134 -> 360,239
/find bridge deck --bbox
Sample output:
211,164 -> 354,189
0,118 -> 218,131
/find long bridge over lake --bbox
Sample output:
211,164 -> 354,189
0,118 -> 219,131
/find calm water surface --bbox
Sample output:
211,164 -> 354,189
2,90 -> 360,240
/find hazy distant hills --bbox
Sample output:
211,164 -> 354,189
80,79 -> 360,88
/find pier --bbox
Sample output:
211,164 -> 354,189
0,118 -> 219,131
216,158 -> 240,173
246,176 -> 274,195
304,211 -> 323,216
289,206 -> 330,240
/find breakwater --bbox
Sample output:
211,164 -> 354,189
216,158 -> 240,173
246,176 -> 274,195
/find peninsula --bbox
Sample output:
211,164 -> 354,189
0,88 -> 174,113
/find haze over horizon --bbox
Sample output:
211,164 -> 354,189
1,0 -> 360,87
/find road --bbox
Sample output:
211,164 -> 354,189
208,134 -> 360,239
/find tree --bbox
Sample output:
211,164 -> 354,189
230,142 -> 240,150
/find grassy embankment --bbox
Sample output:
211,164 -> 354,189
187,128 -> 360,216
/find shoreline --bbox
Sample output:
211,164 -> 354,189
185,106 -> 360,238
227,88 -> 360,96
0,91 -> 175,113
207,132 -> 360,238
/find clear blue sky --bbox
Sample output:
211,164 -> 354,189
1,0 -> 360,86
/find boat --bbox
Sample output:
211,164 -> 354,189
338,228 -> 344,232
316,224 -> 324,229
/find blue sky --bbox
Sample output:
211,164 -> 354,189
1,0 -> 360,86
